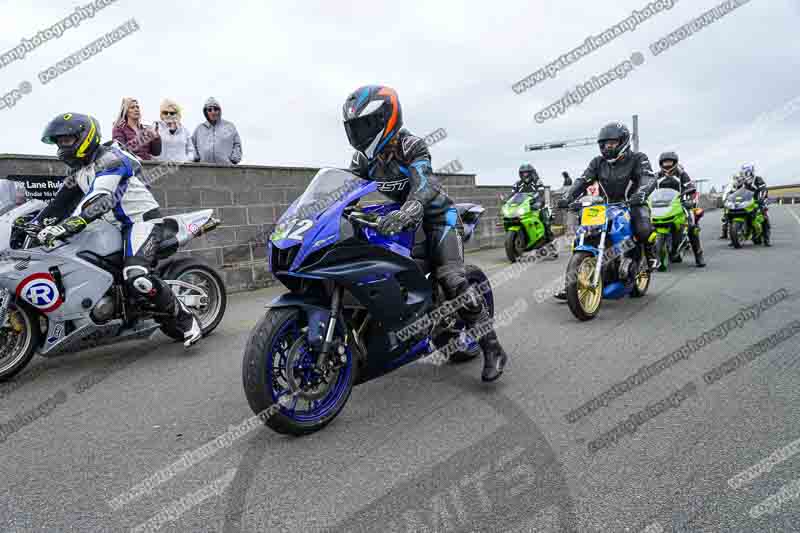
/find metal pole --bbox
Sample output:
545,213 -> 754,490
632,114 -> 639,152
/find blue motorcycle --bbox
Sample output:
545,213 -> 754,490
242,168 -> 494,435
564,194 -> 651,321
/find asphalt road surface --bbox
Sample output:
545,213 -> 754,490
2,206 -> 799,532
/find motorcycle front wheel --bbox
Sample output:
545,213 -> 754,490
0,303 -> 41,382
242,307 -> 355,436
566,252 -> 603,321
505,231 -> 525,262
655,233 -> 670,272
731,220 -> 744,249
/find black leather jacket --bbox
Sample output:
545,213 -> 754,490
565,151 -> 657,204
656,165 -> 696,196
742,175 -> 768,203
512,178 -> 544,194
349,128 -> 453,225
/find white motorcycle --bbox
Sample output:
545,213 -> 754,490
0,202 -> 227,381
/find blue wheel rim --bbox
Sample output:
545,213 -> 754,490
267,316 -> 352,424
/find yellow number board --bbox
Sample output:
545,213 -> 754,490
581,205 -> 607,226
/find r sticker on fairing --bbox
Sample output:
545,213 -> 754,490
16,273 -> 63,313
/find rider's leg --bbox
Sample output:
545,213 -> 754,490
762,205 -> 772,246
720,213 -> 728,239
542,206 -> 554,242
428,211 -> 508,382
688,213 -> 706,267
631,205 -> 657,270
122,222 -> 202,347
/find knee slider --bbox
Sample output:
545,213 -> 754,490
123,265 -> 157,296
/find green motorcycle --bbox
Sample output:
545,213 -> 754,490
648,188 -> 690,271
725,186 -> 767,248
501,191 -> 555,262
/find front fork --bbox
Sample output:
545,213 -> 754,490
318,286 -> 344,370
592,230 -> 606,288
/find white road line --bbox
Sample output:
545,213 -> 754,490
785,205 -> 800,227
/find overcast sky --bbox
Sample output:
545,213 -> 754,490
0,0 -> 797,191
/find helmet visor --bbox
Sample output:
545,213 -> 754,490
344,113 -> 384,152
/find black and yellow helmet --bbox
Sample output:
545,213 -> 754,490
41,113 -> 101,168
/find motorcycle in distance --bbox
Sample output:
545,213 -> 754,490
648,188 -> 704,272
501,191 -> 556,262
725,187 -> 768,249
0,207 -> 228,381
563,194 -> 651,321
242,168 -> 496,436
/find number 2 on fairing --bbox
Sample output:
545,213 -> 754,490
287,219 -> 313,240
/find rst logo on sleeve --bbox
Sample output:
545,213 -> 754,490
16,273 -> 63,313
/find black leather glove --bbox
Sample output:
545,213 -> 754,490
557,198 -> 571,209
629,191 -> 647,206
377,201 -> 423,236
37,215 -> 87,245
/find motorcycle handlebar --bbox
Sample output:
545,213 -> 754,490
346,212 -> 381,229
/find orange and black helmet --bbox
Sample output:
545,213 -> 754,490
41,113 -> 101,168
342,85 -> 402,161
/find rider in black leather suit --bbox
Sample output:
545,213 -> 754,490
343,85 -> 508,382
512,162 -> 553,241
554,122 -> 658,299
738,164 -> 771,246
655,151 -> 705,266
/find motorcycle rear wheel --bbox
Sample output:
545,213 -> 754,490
160,261 -> 227,341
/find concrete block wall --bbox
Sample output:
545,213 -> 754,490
0,155 -> 515,293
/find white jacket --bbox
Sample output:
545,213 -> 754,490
153,122 -> 195,163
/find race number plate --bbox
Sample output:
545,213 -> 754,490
581,205 -> 607,226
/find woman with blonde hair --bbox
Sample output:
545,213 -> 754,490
111,97 -> 162,160
154,99 -> 195,163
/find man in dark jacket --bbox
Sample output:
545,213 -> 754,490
738,164 -> 771,246
554,122 -> 657,299
655,151 -> 705,266
512,162 -> 553,241
343,85 -> 508,382
192,97 -> 243,165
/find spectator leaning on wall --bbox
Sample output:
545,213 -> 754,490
112,97 -> 162,160
154,98 -> 194,163
192,97 -> 242,165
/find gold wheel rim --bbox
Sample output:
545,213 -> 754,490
635,266 -> 650,291
576,257 -> 602,314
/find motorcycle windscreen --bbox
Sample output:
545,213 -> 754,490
507,192 -> 536,205
272,168 -> 370,246
731,187 -> 754,203
650,189 -> 678,218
